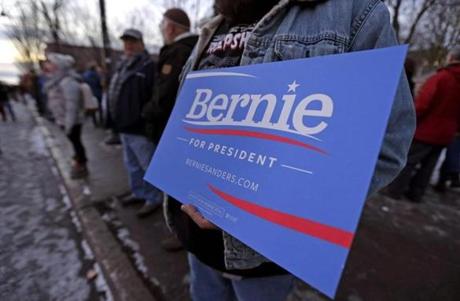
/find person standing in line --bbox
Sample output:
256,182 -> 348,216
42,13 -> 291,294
143,8 -> 198,251
163,1 -> 416,300
44,53 -> 89,179
83,62 -> 103,126
386,46 -> 460,203
433,135 -> 460,192
0,81 -> 13,122
108,28 -> 163,218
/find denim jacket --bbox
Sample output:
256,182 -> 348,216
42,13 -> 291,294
166,0 -> 416,271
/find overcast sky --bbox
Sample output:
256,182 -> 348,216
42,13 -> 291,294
0,0 -> 213,84
0,17 -> 20,84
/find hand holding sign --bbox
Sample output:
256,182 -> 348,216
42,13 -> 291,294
181,204 -> 218,230
145,46 -> 409,298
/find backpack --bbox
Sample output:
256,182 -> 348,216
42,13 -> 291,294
80,82 -> 98,113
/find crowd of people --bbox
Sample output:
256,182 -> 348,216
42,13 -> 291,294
385,48 -> 460,202
0,82 -> 16,122
4,0 -> 460,300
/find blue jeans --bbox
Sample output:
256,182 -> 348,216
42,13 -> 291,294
188,253 -> 294,301
120,133 -> 162,205
443,136 -> 460,173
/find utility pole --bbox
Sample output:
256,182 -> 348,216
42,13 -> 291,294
99,0 -> 112,81
195,0 -> 200,31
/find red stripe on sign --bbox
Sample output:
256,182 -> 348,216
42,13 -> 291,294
208,184 -> 354,249
184,127 -> 327,155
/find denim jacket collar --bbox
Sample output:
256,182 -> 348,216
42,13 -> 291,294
193,0 -> 327,70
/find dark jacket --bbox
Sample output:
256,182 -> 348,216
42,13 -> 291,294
414,63 -> 460,145
109,51 -> 155,135
143,34 -> 198,142
0,83 -> 8,102
83,69 -> 102,101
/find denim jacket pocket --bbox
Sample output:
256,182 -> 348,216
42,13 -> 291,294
273,34 -> 347,61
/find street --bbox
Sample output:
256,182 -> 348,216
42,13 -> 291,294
2,101 -> 460,301
0,102 -> 107,301
1,0 -> 460,300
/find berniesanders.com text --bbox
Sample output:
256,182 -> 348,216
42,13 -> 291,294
185,158 -> 259,192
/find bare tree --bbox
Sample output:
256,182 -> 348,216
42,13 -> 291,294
112,6 -> 163,52
6,0 -> 212,70
157,0 -> 208,30
6,1 -> 46,70
386,0 -> 439,44
39,0 -> 64,46
388,0 -> 403,39
412,0 -> 460,66
5,0 -> 67,69
6,0 -> 104,69
109,0 -> 212,52
385,0 -> 460,70
161,0 -> 187,8
63,2 -> 102,48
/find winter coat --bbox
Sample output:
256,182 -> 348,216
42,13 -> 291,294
143,34 -> 198,143
108,51 -> 155,135
83,69 -> 103,101
414,63 -> 460,145
0,83 -> 8,102
45,71 -> 84,133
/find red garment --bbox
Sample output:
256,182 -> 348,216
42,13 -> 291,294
414,63 -> 460,145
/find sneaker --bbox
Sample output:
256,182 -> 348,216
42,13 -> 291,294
120,195 -> 145,206
136,202 -> 161,218
104,134 -> 121,145
160,235 -> 183,252
70,163 -> 88,179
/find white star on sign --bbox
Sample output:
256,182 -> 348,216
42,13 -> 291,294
288,80 -> 300,93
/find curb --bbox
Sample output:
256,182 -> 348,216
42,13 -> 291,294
30,105 -> 156,301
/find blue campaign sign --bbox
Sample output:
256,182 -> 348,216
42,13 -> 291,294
145,46 -> 407,298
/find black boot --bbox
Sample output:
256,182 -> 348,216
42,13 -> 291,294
449,173 -> 460,189
434,173 -> 448,193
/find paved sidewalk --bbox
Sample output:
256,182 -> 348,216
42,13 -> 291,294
37,100 -> 460,301
289,190 -> 460,301
0,102 -> 103,301
40,110 -> 189,301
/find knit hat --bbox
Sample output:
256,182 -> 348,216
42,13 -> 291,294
47,52 -> 75,70
164,8 -> 191,29
120,28 -> 143,41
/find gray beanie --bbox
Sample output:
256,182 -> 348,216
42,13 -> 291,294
47,52 -> 75,70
